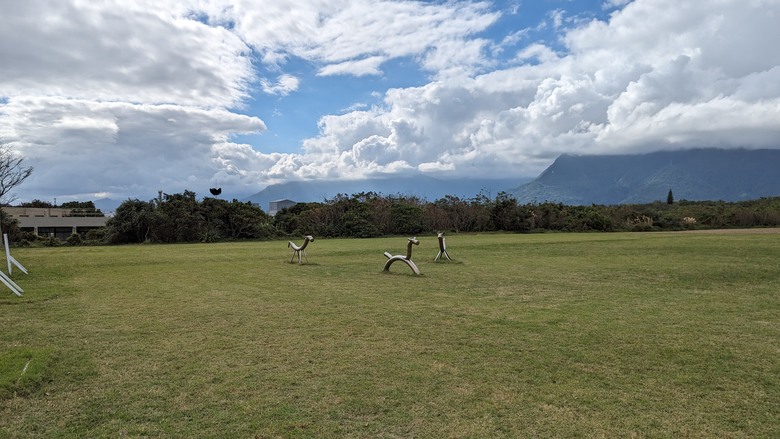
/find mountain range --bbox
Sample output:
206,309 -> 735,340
510,148 -> 780,205
245,148 -> 780,209
94,148 -> 780,214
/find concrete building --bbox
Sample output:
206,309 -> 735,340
2,207 -> 108,240
268,199 -> 297,216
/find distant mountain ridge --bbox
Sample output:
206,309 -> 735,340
244,176 -> 524,211
94,149 -> 780,213
511,148 -> 780,205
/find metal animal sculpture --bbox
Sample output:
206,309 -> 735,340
434,232 -> 452,262
288,235 -> 314,264
383,237 -> 421,275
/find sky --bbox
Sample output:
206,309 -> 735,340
1,0 -> 779,204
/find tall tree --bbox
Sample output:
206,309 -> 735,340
154,190 -> 202,242
105,199 -> 158,243
0,146 -> 34,204
667,188 -> 674,204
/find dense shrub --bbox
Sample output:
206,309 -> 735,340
65,233 -> 82,246
90,190 -> 780,244
105,192 -> 279,244
85,228 -> 108,244
42,236 -> 60,247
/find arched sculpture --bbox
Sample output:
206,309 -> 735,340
383,237 -> 421,275
288,235 -> 314,264
434,232 -> 452,262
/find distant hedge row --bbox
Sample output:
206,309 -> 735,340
5,191 -> 780,245
273,192 -> 780,237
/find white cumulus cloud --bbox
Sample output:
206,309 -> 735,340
261,0 -> 780,182
1,0 -> 779,203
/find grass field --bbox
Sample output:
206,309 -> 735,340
1,231 -> 778,437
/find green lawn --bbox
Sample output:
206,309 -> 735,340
1,231 -> 778,437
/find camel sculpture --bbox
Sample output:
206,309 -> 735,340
288,235 -> 314,264
383,237 -> 421,275
434,232 -> 452,262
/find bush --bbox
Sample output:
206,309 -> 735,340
84,228 -> 108,244
626,215 -> 654,232
66,233 -> 82,246
20,231 -> 38,242
42,236 -> 61,247
581,208 -> 613,231
200,229 -> 221,243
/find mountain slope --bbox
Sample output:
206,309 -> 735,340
511,148 -> 780,205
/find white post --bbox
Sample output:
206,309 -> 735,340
4,234 -> 28,275
4,233 -> 10,275
0,270 -> 22,296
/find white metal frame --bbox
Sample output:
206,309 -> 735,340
3,233 -> 27,296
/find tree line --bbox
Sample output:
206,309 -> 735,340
273,191 -> 780,237
102,191 -> 277,244
4,190 -> 780,246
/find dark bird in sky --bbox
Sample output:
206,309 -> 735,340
209,188 -> 222,196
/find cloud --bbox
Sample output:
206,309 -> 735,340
260,74 -> 300,96
602,0 -> 633,9
516,43 -> 559,64
317,57 -> 386,77
549,9 -> 565,29
228,0 -> 500,76
0,0 -> 254,108
253,0 -> 780,181
1,96 -> 265,199
421,38 -> 494,79
1,0 -> 505,201
2,0 -> 779,203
